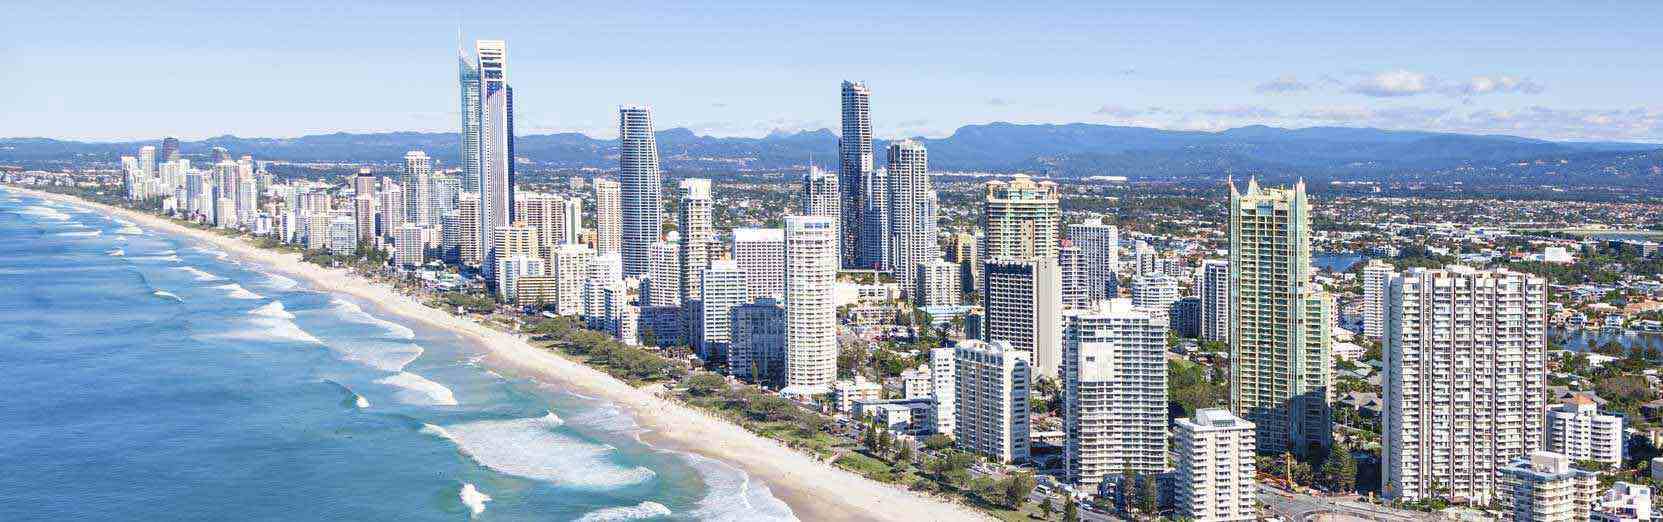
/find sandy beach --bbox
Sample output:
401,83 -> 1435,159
21,187 -> 991,522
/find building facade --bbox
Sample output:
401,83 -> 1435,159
1174,409 -> 1258,522
1064,299 -> 1168,489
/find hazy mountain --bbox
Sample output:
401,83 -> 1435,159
3,123 -> 1658,185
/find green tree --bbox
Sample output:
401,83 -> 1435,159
685,373 -> 727,397
1322,443 -> 1357,492
923,434 -> 954,451
1003,472 -> 1036,509
1040,497 -> 1055,519
1063,497 -> 1079,522
1137,472 -> 1158,514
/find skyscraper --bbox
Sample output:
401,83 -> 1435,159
886,139 -> 936,295
1067,217 -> 1120,301
403,151 -> 433,225
645,236 -> 681,308
731,227 -> 785,302
696,261 -> 748,366
159,137 -> 180,162
1382,266 -> 1547,504
679,179 -> 715,316
983,257 -> 1063,378
802,165 -> 840,232
1174,409 -> 1258,522
915,259 -> 962,308
838,81 -> 873,268
1228,178 -> 1331,454
1199,260 -> 1231,342
946,232 -> 979,296
981,174 -> 1061,261
783,215 -> 838,395
857,168 -> 888,270
1058,243 -> 1090,310
619,106 -> 662,278
953,339 -> 1031,464
730,299 -> 786,387
475,40 -> 515,275
1063,299 -> 1168,488
457,41 -> 483,194
592,178 -> 621,255
1362,260 -> 1393,341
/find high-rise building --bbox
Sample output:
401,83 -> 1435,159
455,194 -> 482,266
1171,296 -> 1202,338
1545,399 -> 1625,470
457,41 -> 483,194
592,178 -> 622,255
138,146 -> 157,180
1498,452 -> 1597,522
516,193 -> 579,255
430,174 -> 460,219
1064,299 -> 1168,488
929,346 -> 957,436
886,139 -> 936,294
619,106 -> 662,278
1130,273 -> 1180,321
1058,243 -> 1090,310
981,174 -> 1061,261
954,339 -> 1031,464
838,80 -> 873,268
915,259 -> 962,308
1228,178 -> 1331,454
679,179 -> 715,323
946,232 -> 979,296
983,257 -> 1063,378
1174,409 -> 1258,522
1134,240 -> 1159,277
696,261 -> 748,365
378,181 -> 405,239
731,227 -> 785,302
475,40 -> 516,274
857,168 -> 888,270
353,196 -> 376,245
802,165 -> 840,240
783,215 -> 838,395
583,254 -> 623,326
645,236 -> 681,308
393,223 -> 425,267
548,243 -> 594,316
1067,217 -> 1120,301
1199,260 -> 1231,342
1382,266 -> 1547,504
1362,260 -> 1393,341
402,151 -> 433,225
730,298 -> 786,387
494,255 -> 545,302
159,137 -> 180,162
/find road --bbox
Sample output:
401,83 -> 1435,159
1257,485 -> 1438,522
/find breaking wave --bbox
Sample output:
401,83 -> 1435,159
459,484 -> 492,517
419,413 -> 658,490
575,501 -> 672,522
152,290 -> 183,302
172,266 -> 224,281
374,372 -> 458,406
214,283 -> 262,300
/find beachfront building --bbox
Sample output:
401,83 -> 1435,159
644,236 -> 681,308
730,298 -> 785,386
393,223 -> 425,267
1546,399 -> 1625,469
954,339 -> 1031,464
402,150 -> 433,225
731,227 -> 785,302
1228,178 -> 1332,454
885,139 -> 936,296
678,179 -> 715,317
695,261 -> 748,366
1174,409 -> 1258,522
493,254 -> 545,302
1498,451 -> 1598,522
783,216 -> 839,396
929,346 -> 956,436
832,375 -> 882,413
549,244 -> 594,316
1382,266 -> 1548,504
1063,299 -> 1168,489
583,254 -> 623,327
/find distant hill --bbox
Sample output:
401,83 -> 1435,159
3,123 -> 1658,185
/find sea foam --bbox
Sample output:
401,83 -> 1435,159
330,298 -> 415,339
19,206 -> 71,220
336,342 -> 425,373
262,272 -> 299,290
423,413 -> 658,489
684,453 -> 798,521
152,290 -> 183,302
222,303 -> 321,344
575,501 -> 672,522
172,266 -> 225,281
56,230 -> 102,237
459,484 -> 492,517
214,283 -> 263,300
116,225 -> 143,235
374,372 -> 458,406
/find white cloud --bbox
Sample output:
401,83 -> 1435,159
1254,75 -> 1311,94
1201,105 -> 1282,118
1446,75 -> 1544,96
1093,105 -> 1145,118
1348,70 -> 1434,97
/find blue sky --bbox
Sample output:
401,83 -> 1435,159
4,0 -> 1660,142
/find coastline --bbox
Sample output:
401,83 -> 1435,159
16,187 -> 991,522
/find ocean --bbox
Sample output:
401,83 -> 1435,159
0,188 -> 796,521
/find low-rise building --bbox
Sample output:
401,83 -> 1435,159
1498,451 -> 1598,522
1546,398 -> 1625,469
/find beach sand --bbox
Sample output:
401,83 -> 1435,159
24,188 -> 991,522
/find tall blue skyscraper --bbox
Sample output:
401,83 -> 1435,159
457,42 -> 483,195
473,40 -> 515,275
838,80 -> 872,269
618,105 -> 662,278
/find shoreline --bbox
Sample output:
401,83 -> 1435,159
16,187 -> 990,522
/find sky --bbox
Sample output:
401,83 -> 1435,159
4,0 -> 1661,142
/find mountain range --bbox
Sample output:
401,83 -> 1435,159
3,123 -> 1659,186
